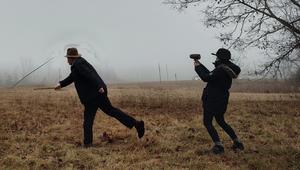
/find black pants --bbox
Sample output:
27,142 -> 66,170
203,102 -> 238,143
83,94 -> 136,145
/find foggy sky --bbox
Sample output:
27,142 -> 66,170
0,0 -> 262,84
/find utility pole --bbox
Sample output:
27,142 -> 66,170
58,69 -> 61,81
175,73 -> 177,81
165,64 -> 169,81
158,63 -> 162,83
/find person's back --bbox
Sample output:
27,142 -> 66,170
69,57 -> 106,104
199,60 -> 241,103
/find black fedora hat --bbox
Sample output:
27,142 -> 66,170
211,48 -> 231,60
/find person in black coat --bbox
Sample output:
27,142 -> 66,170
55,48 -> 145,147
194,48 -> 244,154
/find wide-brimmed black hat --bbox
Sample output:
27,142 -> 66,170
211,48 -> 231,60
65,48 -> 81,58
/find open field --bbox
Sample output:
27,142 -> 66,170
0,80 -> 300,169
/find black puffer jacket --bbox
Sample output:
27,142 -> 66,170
60,57 -> 106,104
195,60 -> 241,111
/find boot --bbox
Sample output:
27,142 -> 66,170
212,144 -> 224,154
135,120 -> 145,138
232,140 -> 244,151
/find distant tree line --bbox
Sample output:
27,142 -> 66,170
0,65 -> 121,87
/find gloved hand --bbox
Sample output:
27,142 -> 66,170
194,60 -> 201,67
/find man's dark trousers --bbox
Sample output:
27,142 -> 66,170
83,92 -> 136,145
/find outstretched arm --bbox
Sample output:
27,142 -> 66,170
57,73 -> 74,89
194,61 -> 221,82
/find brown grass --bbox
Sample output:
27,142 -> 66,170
0,81 -> 300,169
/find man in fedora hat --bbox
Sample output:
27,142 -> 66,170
55,47 -> 145,147
193,48 -> 244,154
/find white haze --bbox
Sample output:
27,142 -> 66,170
0,0 -> 262,86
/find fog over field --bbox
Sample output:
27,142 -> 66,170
0,0 -> 264,86
0,2 -> 299,169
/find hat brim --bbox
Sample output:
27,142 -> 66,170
211,53 -> 232,60
65,54 -> 82,58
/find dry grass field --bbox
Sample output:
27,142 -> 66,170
0,80 -> 300,169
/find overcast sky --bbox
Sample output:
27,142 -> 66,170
0,0 -> 262,84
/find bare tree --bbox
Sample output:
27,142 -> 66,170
164,0 -> 300,78
291,65 -> 300,82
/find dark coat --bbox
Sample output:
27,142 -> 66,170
60,57 -> 107,104
195,61 -> 241,113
